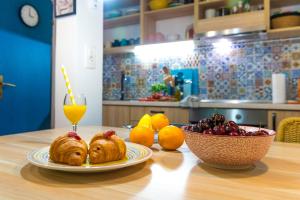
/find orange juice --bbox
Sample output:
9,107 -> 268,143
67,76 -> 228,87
63,105 -> 86,124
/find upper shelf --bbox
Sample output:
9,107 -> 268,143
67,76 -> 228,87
196,10 -> 265,34
271,0 -> 300,9
144,4 -> 194,20
104,46 -> 136,54
104,14 -> 140,29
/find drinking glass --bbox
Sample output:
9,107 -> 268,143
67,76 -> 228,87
63,94 -> 87,132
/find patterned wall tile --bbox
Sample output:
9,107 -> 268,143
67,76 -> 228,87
103,37 -> 300,101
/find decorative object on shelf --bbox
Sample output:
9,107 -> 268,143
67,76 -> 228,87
149,0 -> 169,11
205,8 -> 216,19
19,4 -> 39,27
54,0 -> 76,18
271,12 -> 300,29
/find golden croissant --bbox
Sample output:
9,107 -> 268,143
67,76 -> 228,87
49,132 -> 88,166
89,130 -> 126,164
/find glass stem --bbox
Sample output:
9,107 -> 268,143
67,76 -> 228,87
72,124 -> 78,133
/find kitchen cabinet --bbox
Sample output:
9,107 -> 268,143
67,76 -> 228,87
144,107 -> 189,125
267,110 -> 300,131
103,105 -> 130,127
103,105 -> 189,127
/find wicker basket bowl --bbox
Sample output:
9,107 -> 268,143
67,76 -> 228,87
184,126 -> 276,169
271,12 -> 300,29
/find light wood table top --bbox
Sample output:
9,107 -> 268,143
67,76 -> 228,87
0,126 -> 300,200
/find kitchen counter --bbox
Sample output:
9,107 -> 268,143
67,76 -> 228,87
1,126 -> 300,200
103,100 -> 300,110
103,100 -> 181,107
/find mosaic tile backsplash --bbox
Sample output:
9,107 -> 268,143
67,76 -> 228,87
103,37 -> 300,100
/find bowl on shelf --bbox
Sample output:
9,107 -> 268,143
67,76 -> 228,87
123,6 -> 140,15
149,0 -> 169,11
105,10 -> 122,19
271,12 -> 300,29
183,126 -> 276,170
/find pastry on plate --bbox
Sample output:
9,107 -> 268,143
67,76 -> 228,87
89,130 -> 126,164
49,132 -> 88,166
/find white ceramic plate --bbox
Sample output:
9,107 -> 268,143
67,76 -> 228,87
27,142 -> 152,173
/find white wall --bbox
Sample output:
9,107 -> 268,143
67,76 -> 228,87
54,0 -> 103,128
156,16 -> 193,40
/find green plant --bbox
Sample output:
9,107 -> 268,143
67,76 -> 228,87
151,83 -> 167,93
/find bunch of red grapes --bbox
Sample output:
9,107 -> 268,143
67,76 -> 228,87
184,114 -> 269,136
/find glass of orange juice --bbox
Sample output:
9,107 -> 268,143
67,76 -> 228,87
63,94 -> 86,132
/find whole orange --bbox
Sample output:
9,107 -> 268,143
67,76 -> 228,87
158,125 -> 185,150
129,126 -> 154,148
151,114 -> 170,131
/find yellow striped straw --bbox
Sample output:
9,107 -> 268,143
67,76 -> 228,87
61,65 -> 76,105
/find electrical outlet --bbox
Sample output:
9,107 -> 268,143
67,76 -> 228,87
85,46 -> 97,69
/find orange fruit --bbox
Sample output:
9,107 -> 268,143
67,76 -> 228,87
158,125 -> 185,150
129,126 -> 154,148
151,114 -> 170,131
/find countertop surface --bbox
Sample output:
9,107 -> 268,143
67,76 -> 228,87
103,100 -> 300,110
1,126 -> 300,200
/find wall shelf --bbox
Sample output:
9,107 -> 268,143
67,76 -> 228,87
198,0 -> 225,10
104,14 -> 140,29
104,46 -> 136,54
103,0 -> 300,54
270,0 -> 300,9
144,4 -> 194,20
197,10 -> 266,34
268,26 -> 300,38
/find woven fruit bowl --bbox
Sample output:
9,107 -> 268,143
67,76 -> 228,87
183,126 -> 276,169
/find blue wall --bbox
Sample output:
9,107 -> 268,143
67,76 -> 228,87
0,0 -> 52,44
0,0 -> 52,134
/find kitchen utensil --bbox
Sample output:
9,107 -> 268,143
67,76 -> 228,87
185,24 -> 194,39
135,37 -> 140,45
184,126 -> 276,169
155,32 -> 166,42
271,12 -> 300,29
128,38 -> 135,46
124,6 -> 140,15
27,142 -> 153,173
205,9 -> 216,19
120,39 -> 129,46
104,41 -> 112,48
106,9 -> 122,19
112,39 -> 121,47
218,7 -> 230,16
166,34 -> 180,42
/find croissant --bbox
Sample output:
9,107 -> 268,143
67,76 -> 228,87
89,130 -> 126,164
49,132 -> 88,166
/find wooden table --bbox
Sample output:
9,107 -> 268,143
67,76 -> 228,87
0,126 -> 300,200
